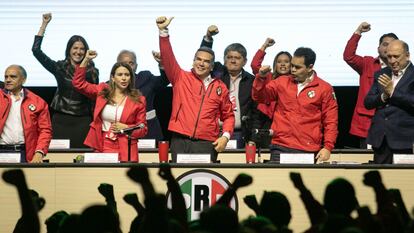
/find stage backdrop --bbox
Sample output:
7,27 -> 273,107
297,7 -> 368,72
1,0 -> 413,86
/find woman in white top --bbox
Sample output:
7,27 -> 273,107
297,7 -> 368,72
72,50 -> 147,162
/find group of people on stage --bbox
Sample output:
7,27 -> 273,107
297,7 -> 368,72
1,14 -> 413,164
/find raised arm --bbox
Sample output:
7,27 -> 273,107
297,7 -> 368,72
32,13 -> 58,74
200,25 -> 219,48
290,172 -> 327,226
157,16 -> 184,86
98,183 -> 118,214
363,170 -> 404,233
151,51 -> 170,91
72,50 -> 100,99
3,169 -> 40,233
343,22 -> 371,73
158,164 -> 188,233
37,13 -> 52,36
252,65 -> 277,103
216,173 -> 252,206
251,38 -> 275,75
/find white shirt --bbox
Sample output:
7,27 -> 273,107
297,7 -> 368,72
297,72 -> 315,95
391,62 -> 410,90
0,90 -> 25,145
379,58 -> 387,69
101,101 -> 125,132
229,73 -> 242,129
202,75 -> 213,90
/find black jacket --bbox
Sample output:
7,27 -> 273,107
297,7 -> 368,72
201,38 -> 259,142
32,35 -> 99,116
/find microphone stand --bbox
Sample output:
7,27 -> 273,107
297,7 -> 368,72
119,124 -> 144,163
123,130 -> 137,163
257,146 -> 262,163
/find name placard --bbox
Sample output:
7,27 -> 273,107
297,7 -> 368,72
0,153 -> 21,163
146,109 -> 157,120
225,140 -> 237,150
393,154 -> 414,164
176,153 -> 211,163
138,139 -> 156,149
280,153 -> 314,164
49,139 -> 70,149
84,153 -> 119,163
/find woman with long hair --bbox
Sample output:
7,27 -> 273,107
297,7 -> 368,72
32,13 -> 99,148
250,38 -> 292,149
73,50 -> 147,162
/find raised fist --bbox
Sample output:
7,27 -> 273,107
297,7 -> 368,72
156,16 -> 174,30
290,172 -> 305,190
84,50 -> 97,60
158,163 -> 174,181
233,173 -> 253,188
263,38 -> 275,48
42,13 -> 52,24
152,51 -> 161,63
356,22 -> 371,34
363,170 -> 382,188
259,65 -> 272,77
207,25 -> 219,38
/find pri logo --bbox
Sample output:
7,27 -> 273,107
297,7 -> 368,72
167,169 -> 238,221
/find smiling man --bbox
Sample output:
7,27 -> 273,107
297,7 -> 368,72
364,40 -> 414,164
252,47 -> 338,163
157,16 -> 235,162
0,65 -> 52,163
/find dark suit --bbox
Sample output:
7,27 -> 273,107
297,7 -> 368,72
201,38 -> 259,148
364,63 -> 414,163
135,70 -> 169,141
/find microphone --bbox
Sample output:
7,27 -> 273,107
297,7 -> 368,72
120,123 -> 145,134
241,115 -> 250,122
253,129 -> 273,136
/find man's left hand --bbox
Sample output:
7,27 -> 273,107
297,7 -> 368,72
212,136 -> 228,152
31,152 -> 44,163
315,148 -> 330,162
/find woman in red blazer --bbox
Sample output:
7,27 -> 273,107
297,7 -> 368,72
73,50 -> 147,162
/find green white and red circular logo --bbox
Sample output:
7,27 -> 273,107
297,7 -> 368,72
167,169 -> 238,221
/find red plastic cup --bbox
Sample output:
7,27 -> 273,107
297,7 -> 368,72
245,143 -> 256,164
158,141 -> 169,163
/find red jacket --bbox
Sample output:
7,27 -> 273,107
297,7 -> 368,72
252,73 -> 338,152
73,67 -> 147,162
160,36 -> 234,141
343,33 -> 380,138
0,89 -> 52,162
251,49 -> 276,119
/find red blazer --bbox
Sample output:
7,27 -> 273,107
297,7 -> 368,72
73,67 -> 147,162
0,89 -> 52,162
343,33 -> 380,138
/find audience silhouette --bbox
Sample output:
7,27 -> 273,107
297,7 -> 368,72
3,168 -> 413,233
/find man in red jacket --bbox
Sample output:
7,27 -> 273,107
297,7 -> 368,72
157,16 -> 235,162
0,65 -> 52,163
252,47 -> 338,163
343,22 -> 398,148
